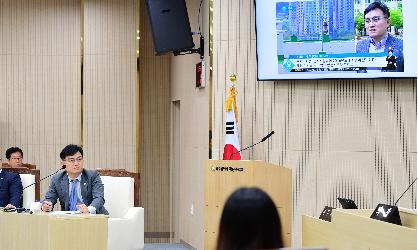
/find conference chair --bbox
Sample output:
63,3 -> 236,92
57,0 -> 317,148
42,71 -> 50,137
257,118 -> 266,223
2,166 -> 40,208
97,169 -> 144,250
2,162 -> 37,170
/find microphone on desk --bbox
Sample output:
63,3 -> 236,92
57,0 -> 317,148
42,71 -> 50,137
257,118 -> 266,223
370,177 -> 417,226
19,165 -> 66,209
229,131 -> 275,160
394,177 -> 417,206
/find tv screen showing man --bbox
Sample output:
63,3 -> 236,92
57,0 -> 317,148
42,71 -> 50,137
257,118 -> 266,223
255,0 -> 414,79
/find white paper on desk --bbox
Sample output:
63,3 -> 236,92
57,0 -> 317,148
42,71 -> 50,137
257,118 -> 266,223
50,211 -> 81,215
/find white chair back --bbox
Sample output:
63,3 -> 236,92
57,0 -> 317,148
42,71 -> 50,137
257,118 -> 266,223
19,174 -> 35,208
100,176 -> 134,218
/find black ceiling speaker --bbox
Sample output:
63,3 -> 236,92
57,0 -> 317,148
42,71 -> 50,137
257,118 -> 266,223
145,0 -> 195,55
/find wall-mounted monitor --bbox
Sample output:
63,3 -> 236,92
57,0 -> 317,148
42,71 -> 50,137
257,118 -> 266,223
145,0 -> 195,55
255,0 -> 417,80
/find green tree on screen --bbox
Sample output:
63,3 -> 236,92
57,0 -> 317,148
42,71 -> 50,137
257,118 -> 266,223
355,12 -> 364,36
390,8 -> 403,31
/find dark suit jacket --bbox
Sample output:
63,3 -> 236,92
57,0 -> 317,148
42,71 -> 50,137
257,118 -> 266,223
0,169 -> 23,207
44,169 -> 108,214
356,33 -> 404,72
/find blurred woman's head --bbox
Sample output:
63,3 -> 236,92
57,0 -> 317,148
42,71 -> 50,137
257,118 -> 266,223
216,187 -> 283,250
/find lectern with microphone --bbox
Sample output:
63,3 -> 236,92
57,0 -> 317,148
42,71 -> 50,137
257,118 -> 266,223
204,160 -> 292,249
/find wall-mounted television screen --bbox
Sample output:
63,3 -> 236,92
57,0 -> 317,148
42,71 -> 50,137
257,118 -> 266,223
255,0 -> 417,80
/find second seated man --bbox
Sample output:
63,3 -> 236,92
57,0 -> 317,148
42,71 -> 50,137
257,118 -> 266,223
42,144 -> 108,214
6,147 -> 24,168
0,148 -> 23,208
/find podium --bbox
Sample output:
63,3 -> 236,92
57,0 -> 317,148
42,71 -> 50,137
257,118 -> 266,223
204,160 -> 292,250
302,208 -> 417,250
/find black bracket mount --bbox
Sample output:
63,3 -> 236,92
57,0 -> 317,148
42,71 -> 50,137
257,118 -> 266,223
173,35 -> 204,59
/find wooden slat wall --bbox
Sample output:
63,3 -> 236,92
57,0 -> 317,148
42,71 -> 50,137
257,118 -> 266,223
83,0 -> 137,172
139,0 -> 211,245
0,0 -> 81,197
212,0 -> 417,247
170,0 -> 210,247
138,0 -> 171,243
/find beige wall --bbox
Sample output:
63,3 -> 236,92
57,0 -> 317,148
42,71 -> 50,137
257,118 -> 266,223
0,0 -> 138,201
138,0 -> 210,245
0,0 -> 81,196
138,0 -> 171,242
210,0 -> 417,247
1,1 -> 416,249
170,1 -> 210,248
83,0 -> 138,172
136,0 -> 417,248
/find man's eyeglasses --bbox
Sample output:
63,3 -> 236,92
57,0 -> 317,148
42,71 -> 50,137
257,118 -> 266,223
66,157 -> 83,164
10,157 -> 22,161
365,16 -> 387,24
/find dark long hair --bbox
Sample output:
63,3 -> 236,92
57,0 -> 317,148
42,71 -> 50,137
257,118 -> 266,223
216,187 -> 283,250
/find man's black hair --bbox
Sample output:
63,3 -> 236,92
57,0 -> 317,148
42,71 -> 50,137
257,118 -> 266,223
5,147 -> 23,160
60,144 -> 83,160
364,1 -> 390,18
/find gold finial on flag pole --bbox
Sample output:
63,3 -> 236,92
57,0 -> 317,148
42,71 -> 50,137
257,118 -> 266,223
229,74 -> 237,84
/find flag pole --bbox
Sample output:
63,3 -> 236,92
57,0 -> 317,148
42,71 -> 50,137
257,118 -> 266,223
223,73 -> 241,160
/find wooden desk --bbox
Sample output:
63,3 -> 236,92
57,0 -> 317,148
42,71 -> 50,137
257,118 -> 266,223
0,212 -> 107,250
302,208 -> 417,250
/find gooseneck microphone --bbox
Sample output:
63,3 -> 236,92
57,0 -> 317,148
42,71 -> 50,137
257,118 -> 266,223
229,131 -> 275,160
394,177 -> 417,206
261,131 -> 275,142
20,165 -> 66,208
22,165 -> 66,192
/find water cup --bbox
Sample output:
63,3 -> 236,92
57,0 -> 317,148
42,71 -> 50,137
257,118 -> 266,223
29,201 -> 43,214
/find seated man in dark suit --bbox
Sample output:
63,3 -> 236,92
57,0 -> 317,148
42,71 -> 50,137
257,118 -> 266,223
0,152 -> 23,208
41,144 -> 108,214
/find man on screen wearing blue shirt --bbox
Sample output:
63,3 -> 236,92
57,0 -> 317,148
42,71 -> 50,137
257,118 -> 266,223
356,2 -> 404,72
